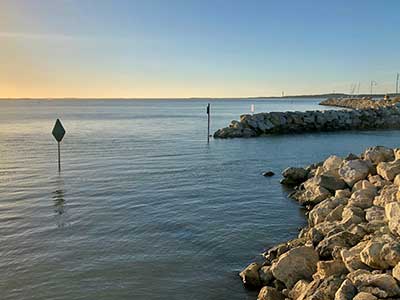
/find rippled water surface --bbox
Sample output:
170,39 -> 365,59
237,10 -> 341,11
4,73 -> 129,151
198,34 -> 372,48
1,99 -> 400,300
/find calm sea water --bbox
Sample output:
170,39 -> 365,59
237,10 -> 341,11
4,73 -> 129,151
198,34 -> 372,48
1,99 -> 400,300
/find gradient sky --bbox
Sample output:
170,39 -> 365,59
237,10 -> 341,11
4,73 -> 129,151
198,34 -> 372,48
1,0 -> 400,98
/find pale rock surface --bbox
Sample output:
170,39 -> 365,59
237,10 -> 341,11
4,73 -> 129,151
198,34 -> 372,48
288,279 -> 309,300
376,160 -> 400,181
385,202 -> 400,236
335,189 -> 351,198
365,206 -> 385,222
392,262 -> 400,281
348,189 -> 376,209
338,160 -> 370,187
368,174 -> 391,189
347,269 -> 400,298
353,292 -> 377,300
323,155 -> 344,177
363,146 -> 394,164
317,231 -> 361,259
373,184 -> 398,207
334,278 -> 357,300
257,286 -> 285,300
315,260 -> 348,280
270,246 -> 319,288
359,236 -> 400,269
340,241 -> 371,272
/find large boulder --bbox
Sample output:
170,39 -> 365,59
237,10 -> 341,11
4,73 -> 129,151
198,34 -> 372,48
359,237 -> 400,269
314,175 -> 348,192
392,261 -> 400,282
368,174 -> 391,189
288,280 -> 310,300
352,180 -> 376,193
348,189 -> 376,209
323,155 -> 344,176
239,262 -> 261,288
317,231 -> 361,259
258,266 -> 274,286
281,167 -> 309,186
335,189 -> 351,198
340,241 -> 372,272
363,146 -> 394,164
257,286 -> 285,300
353,292 -> 377,300
270,246 -> 319,288
339,160 -> 370,187
376,160 -> 400,181
304,275 -> 345,300
334,278 -> 357,300
385,202 -> 400,236
373,184 -> 398,207
365,206 -> 385,222
315,260 -> 348,280
309,197 -> 348,226
347,269 -> 400,298
341,205 -> 365,227
291,180 -> 332,206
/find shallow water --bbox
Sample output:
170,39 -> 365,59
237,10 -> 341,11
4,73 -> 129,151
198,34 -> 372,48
1,99 -> 400,300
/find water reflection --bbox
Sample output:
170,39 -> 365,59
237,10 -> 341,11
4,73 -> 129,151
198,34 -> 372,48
52,176 -> 68,228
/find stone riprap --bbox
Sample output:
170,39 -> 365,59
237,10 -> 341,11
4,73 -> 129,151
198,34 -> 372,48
214,105 -> 400,138
240,146 -> 400,300
320,97 -> 400,110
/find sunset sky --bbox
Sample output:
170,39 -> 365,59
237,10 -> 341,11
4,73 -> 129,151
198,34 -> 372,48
1,0 -> 400,98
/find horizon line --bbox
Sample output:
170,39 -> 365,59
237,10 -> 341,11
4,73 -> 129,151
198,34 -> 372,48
0,92 -> 397,100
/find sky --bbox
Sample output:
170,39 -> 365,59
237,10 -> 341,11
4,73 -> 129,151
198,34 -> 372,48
1,0 -> 400,98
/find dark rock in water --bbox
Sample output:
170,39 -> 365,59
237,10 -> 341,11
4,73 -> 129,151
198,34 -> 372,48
281,167 -> 309,186
262,171 -> 275,177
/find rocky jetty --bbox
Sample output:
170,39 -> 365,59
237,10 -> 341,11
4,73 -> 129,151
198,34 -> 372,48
320,98 -> 400,110
240,146 -> 400,300
214,105 -> 400,138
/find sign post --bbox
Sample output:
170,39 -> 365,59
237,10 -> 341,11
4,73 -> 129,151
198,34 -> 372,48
206,103 -> 211,143
52,119 -> 66,172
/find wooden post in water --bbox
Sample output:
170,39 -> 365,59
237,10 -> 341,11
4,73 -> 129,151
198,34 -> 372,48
57,142 -> 61,172
52,119 -> 66,172
207,103 -> 211,143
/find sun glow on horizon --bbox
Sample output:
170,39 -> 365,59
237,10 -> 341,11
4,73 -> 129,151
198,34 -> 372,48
1,0 -> 400,98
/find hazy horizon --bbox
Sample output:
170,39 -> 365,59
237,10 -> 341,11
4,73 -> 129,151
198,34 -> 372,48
2,0 -> 400,98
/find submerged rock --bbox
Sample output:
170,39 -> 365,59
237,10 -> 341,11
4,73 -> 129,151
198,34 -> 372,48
262,171 -> 275,177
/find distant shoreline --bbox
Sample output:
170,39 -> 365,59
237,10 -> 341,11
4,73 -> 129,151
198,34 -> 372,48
1,93 -> 399,101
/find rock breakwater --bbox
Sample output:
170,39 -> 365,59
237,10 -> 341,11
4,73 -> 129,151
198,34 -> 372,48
240,146 -> 400,300
320,97 -> 400,110
214,105 -> 400,138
